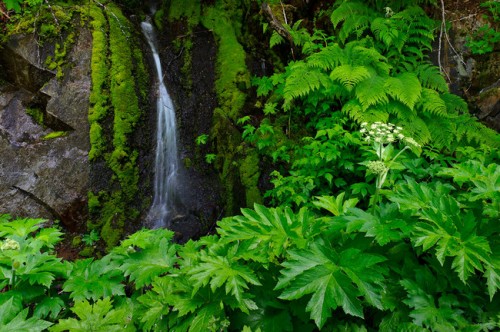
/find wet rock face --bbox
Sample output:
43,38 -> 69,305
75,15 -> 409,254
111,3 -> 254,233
0,29 -> 91,232
431,0 -> 500,131
155,21 -> 223,240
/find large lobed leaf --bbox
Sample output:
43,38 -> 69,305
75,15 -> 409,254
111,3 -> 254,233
275,239 -> 386,328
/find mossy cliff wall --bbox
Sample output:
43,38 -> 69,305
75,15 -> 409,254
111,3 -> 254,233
87,2 -> 150,250
161,0 -> 264,217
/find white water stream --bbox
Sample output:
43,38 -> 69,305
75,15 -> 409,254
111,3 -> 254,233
141,20 -> 179,228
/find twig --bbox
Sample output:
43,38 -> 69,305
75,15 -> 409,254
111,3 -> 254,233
280,0 -> 295,60
44,0 -> 62,42
439,0 -> 467,82
0,5 -> 10,19
280,0 -> 288,25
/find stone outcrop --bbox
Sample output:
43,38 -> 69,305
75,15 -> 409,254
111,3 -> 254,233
432,0 -> 500,131
0,28 -> 91,232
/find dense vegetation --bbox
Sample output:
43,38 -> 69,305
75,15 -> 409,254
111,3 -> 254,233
1,0 -> 500,331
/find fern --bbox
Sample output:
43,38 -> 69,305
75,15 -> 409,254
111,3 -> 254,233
269,30 -> 285,48
441,92 -> 468,114
355,74 -> 389,109
306,44 -> 344,70
283,63 -> 330,109
418,88 -> 447,117
330,64 -> 371,91
415,64 -> 449,93
331,1 -> 377,43
384,73 -> 422,109
371,17 -> 405,50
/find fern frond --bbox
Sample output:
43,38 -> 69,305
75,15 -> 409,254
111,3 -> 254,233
330,64 -> 371,91
384,100 -> 416,120
397,116 -> 432,145
331,1 -> 377,43
403,46 -> 425,61
361,106 -> 390,124
270,31 -> 285,48
425,115 -> 455,148
283,63 -> 330,108
417,88 -> 447,117
414,64 -> 448,92
385,73 -> 421,109
441,93 -> 468,114
371,17 -> 404,50
347,43 -> 391,75
341,100 -> 389,124
454,115 -> 500,148
306,44 -> 344,70
355,74 -> 388,110
341,99 -> 363,122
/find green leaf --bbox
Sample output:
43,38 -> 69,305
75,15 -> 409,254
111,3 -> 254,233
451,235 -> 491,283
119,237 -> 177,288
4,0 -> 22,12
50,298 -> 134,332
341,204 -> 410,246
276,239 -> 386,328
189,303 -> 221,332
355,75 -> 388,110
0,297 -> 23,325
33,297 -> 65,320
0,218 -> 46,238
1,307 -> 52,332
188,248 -> 261,305
62,258 -> 125,301
485,265 -> 500,301
217,204 -> 318,261
313,193 -> 359,217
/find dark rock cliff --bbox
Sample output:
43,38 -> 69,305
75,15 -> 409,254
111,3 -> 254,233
0,27 -> 91,232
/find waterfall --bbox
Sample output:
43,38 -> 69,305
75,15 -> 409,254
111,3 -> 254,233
141,20 -> 179,228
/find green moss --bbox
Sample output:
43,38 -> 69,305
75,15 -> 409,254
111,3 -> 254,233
201,5 -> 249,121
87,3 -> 146,250
154,8 -> 165,30
88,4 -> 110,161
71,236 -> 82,247
87,191 -> 100,214
196,2 -> 255,213
168,0 -> 201,25
183,157 -> 192,169
79,246 -> 94,257
42,131 -> 68,140
26,107 -> 45,127
239,150 -> 263,207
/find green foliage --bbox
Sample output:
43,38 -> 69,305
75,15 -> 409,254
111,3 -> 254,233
195,134 -> 209,145
49,297 -> 134,332
466,1 -> 500,54
2,146 -> 500,330
0,298 -> 52,331
3,0 -> 42,13
82,230 -> 100,246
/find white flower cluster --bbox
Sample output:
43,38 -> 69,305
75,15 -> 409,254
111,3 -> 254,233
360,122 -> 403,144
366,160 -> 389,175
360,122 -> 421,147
1,238 -> 20,251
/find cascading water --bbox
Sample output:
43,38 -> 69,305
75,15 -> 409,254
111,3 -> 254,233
141,20 -> 179,228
